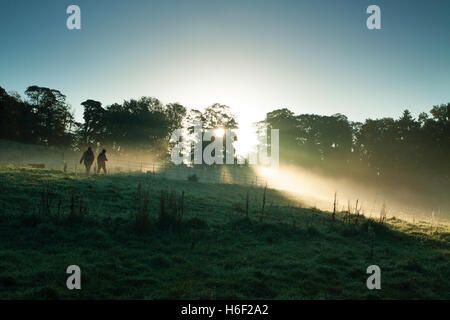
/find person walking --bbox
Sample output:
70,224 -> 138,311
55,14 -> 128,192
97,149 -> 108,174
79,146 -> 95,174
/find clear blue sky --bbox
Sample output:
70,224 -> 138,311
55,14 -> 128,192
1,0 -> 449,126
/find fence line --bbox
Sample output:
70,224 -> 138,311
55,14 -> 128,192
2,153 -> 270,188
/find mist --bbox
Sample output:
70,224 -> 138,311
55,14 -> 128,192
258,164 -> 450,222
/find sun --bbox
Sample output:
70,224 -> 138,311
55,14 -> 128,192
212,126 -> 258,158
214,128 -> 225,137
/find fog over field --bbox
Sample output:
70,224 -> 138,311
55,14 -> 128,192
0,0 -> 449,302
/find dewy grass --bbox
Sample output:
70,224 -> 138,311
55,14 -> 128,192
0,167 -> 448,299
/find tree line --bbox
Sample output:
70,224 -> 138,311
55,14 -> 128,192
260,105 -> 449,190
0,85 -> 237,159
1,84 -> 448,191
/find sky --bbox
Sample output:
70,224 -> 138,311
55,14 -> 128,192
1,0 -> 449,129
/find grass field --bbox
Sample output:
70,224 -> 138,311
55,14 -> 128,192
0,166 -> 449,299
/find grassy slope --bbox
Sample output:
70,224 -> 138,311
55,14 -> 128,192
0,167 -> 449,299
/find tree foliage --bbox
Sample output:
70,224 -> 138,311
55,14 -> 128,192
0,86 -> 74,147
260,104 -> 450,187
1,84 -> 448,190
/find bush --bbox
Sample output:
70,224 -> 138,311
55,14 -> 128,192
67,193 -> 88,224
133,183 -> 152,234
360,220 -> 393,236
157,190 -> 183,231
135,210 -> 152,234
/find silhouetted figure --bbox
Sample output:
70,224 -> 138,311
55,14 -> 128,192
80,146 -> 94,174
97,149 -> 108,174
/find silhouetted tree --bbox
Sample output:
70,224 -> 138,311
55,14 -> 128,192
186,104 -> 238,165
1,83 -> 448,195
0,87 -> 36,142
24,86 -> 74,147
80,99 -> 106,146
77,96 -> 187,158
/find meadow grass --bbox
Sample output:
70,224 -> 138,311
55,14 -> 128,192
0,167 -> 448,299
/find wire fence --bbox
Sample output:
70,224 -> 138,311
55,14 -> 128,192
0,149 -> 271,188
74,158 -> 269,187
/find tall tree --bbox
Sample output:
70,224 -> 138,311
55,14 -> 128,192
24,86 -> 74,147
80,99 -> 106,146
